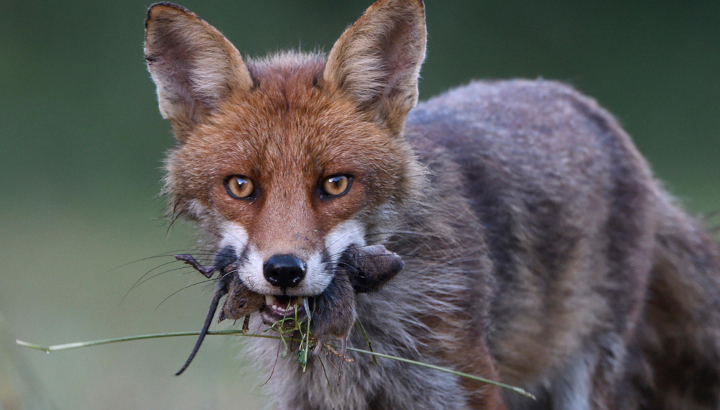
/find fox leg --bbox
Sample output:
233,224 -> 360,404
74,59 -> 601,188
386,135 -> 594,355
550,352 -> 596,410
549,333 -> 627,410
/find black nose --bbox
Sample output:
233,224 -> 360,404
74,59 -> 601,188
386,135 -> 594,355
263,254 -> 306,289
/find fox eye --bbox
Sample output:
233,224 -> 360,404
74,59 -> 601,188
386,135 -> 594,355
224,175 -> 255,199
322,175 -> 352,197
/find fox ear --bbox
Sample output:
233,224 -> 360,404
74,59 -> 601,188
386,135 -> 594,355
144,3 -> 253,141
323,0 -> 426,134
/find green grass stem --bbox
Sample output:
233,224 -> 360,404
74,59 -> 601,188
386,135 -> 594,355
16,331 -> 535,400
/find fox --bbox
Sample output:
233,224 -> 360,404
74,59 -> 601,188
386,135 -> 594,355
143,0 -> 720,409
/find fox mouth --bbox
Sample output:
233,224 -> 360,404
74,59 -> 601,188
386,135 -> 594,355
261,295 -> 312,325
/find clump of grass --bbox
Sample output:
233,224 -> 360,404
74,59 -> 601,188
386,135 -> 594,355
265,299 -> 314,372
265,299 -> 362,379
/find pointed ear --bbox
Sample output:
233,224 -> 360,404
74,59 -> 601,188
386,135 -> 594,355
144,3 -> 253,141
323,0 -> 426,134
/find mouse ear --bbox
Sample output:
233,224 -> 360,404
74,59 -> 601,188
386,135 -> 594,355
144,3 -> 253,141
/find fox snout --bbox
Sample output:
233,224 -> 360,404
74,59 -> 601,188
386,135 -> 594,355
263,254 -> 306,290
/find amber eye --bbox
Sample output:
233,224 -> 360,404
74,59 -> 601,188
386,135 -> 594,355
224,175 -> 255,199
322,175 -> 352,197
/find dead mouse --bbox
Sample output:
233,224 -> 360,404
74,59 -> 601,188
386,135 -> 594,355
173,246 -> 262,375
174,244 -> 402,377
311,269 -> 356,382
310,244 -> 404,380
218,271 -> 265,323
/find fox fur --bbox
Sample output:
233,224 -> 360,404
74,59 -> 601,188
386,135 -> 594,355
144,1 -> 720,409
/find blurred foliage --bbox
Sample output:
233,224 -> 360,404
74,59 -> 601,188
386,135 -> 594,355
1,1 -> 718,409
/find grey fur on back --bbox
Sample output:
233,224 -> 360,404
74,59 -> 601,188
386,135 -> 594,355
407,79 -> 657,409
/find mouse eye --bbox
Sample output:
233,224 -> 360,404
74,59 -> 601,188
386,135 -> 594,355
321,175 -> 352,197
224,175 -> 255,199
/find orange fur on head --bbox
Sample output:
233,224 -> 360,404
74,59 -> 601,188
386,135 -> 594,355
146,1 -> 424,256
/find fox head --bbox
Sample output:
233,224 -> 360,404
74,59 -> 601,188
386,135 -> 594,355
144,0 -> 426,315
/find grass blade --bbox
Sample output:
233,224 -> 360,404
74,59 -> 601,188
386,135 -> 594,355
345,346 -> 536,400
16,330 -> 264,352
16,331 -> 535,400
354,319 -> 377,365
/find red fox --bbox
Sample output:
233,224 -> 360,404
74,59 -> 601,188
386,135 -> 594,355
144,1 -> 720,409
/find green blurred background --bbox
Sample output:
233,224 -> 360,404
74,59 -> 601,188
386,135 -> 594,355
1,1 -> 718,409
